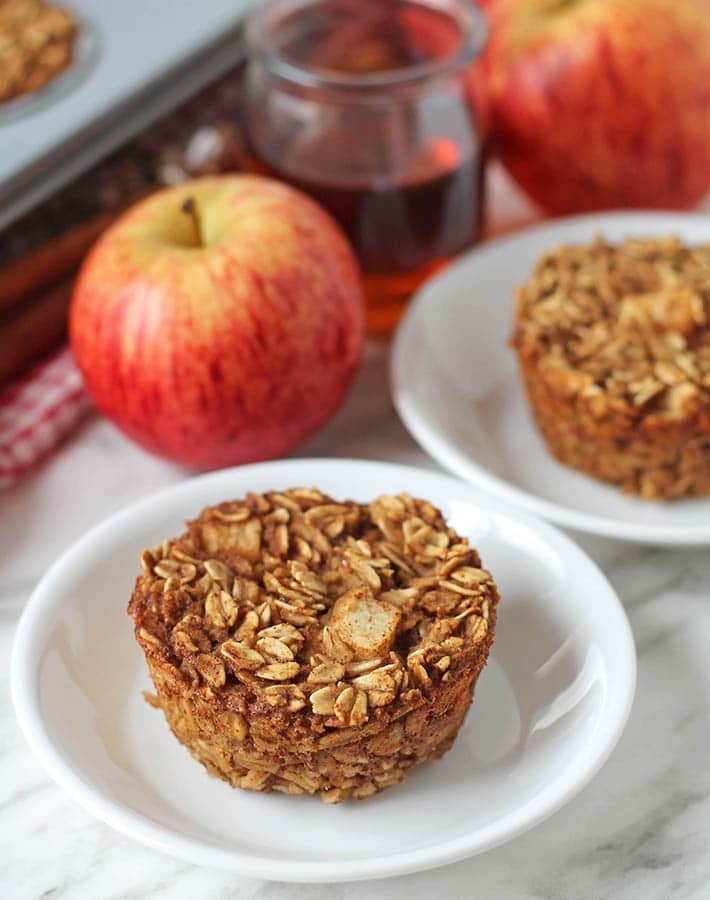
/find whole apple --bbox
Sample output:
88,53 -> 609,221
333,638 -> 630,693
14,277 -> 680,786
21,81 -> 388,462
70,175 -> 364,468
482,0 -> 710,212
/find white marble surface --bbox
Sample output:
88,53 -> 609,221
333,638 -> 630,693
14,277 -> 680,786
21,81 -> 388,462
2,340 -> 710,900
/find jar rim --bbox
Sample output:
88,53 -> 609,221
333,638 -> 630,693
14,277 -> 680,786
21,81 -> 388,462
244,0 -> 488,92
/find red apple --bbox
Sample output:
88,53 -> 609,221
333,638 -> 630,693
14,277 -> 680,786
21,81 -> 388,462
70,175 -> 364,469
482,0 -> 710,213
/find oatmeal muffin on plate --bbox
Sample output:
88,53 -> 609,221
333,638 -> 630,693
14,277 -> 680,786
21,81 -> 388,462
512,236 -> 710,500
129,488 -> 499,802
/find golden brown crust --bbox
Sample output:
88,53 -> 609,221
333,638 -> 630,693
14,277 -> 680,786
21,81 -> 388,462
129,489 -> 499,801
512,236 -> 710,499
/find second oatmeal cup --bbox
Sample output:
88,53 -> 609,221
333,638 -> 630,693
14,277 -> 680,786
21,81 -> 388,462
512,236 -> 710,500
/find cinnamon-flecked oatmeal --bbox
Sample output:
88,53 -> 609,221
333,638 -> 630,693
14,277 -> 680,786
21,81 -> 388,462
513,236 -> 710,499
129,489 -> 499,802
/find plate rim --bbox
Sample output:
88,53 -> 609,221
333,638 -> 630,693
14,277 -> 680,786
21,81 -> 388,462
391,209 -> 710,546
11,457 -> 637,882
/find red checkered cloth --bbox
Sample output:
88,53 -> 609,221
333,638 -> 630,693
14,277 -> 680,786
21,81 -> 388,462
0,345 -> 91,488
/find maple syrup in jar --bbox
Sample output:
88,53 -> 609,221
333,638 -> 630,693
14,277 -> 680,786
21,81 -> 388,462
243,0 -> 488,333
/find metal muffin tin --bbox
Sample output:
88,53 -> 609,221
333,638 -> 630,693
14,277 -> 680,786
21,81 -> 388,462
0,0 -> 254,231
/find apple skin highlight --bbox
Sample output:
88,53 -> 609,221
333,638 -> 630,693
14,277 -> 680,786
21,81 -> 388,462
482,0 -> 710,213
70,175 -> 365,469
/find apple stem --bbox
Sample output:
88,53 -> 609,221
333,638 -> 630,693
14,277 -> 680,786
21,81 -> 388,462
541,0 -> 579,12
181,196 -> 202,247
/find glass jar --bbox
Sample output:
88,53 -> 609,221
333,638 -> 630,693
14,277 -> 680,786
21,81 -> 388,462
243,0 -> 488,334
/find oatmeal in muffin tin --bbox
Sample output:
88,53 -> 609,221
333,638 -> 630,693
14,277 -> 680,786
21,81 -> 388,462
129,489 -> 499,802
513,236 -> 710,500
0,0 -> 78,104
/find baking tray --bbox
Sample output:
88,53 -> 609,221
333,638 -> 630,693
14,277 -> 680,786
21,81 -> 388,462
0,0 -> 255,231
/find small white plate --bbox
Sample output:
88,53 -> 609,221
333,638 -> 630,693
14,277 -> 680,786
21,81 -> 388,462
392,211 -> 710,545
12,459 -> 635,882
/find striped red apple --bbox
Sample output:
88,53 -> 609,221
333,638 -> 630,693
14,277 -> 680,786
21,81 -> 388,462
70,175 -> 364,469
482,0 -> 710,212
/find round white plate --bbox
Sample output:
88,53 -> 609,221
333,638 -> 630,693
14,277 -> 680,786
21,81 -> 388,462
392,211 -> 710,545
12,459 -> 635,882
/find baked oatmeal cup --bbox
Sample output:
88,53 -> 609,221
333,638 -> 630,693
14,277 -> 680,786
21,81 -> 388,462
129,489 -> 499,802
512,236 -> 710,500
